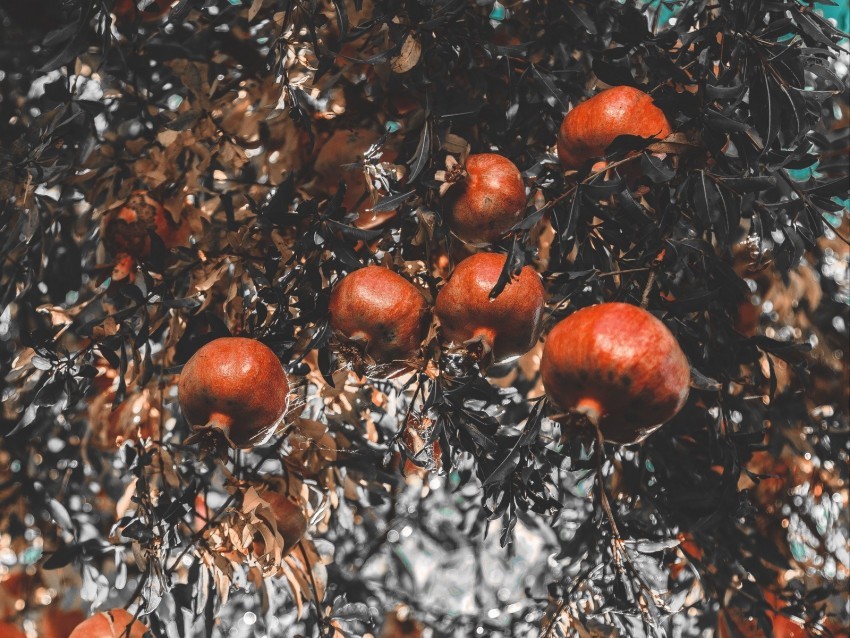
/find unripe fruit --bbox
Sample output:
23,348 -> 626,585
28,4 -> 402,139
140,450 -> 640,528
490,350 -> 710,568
178,337 -> 290,448
435,252 -> 544,362
557,86 -> 671,170
328,266 -> 429,367
442,154 -> 526,244
541,302 -> 690,444
313,128 -> 399,229
103,191 -> 188,259
68,609 -> 149,638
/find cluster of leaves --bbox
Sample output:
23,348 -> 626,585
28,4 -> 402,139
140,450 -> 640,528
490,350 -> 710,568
0,0 -> 848,637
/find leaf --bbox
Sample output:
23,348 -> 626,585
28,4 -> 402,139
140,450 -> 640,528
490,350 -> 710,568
407,123 -> 431,182
564,3 -> 596,34
690,367 -> 721,392
48,498 -> 74,531
641,153 -> 675,183
624,538 -> 681,554
248,0 -> 263,21
370,189 -> 414,212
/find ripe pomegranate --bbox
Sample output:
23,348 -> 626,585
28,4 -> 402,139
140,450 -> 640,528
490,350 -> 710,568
312,128 -> 400,229
716,593 -> 812,638
256,491 -> 308,557
102,191 -> 188,259
41,608 -> 86,638
435,252 -> 544,362
178,337 -> 290,448
441,154 -> 526,244
113,0 -> 172,23
68,609 -> 148,638
557,86 -> 672,170
401,414 -> 442,476
540,302 -> 690,443
0,621 -> 25,638
328,266 -> 429,368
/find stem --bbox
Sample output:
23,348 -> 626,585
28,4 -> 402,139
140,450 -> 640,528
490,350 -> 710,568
641,270 -> 657,308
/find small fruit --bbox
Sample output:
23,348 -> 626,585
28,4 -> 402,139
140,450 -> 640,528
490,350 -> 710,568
441,154 -> 526,244
312,128 -> 399,229
328,266 -> 429,367
68,609 -> 148,638
103,191 -> 188,259
541,302 -> 690,443
259,491 -> 308,556
557,86 -> 671,170
178,337 -> 290,448
435,252 -> 544,362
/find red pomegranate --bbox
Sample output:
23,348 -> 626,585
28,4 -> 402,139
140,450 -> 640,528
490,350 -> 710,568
441,154 -> 526,244
0,621 -> 25,638
41,608 -> 86,638
103,191 -> 189,259
312,128 -> 400,229
328,266 -> 430,368
716,592 -> 813,638
557,86 -> 671,170
256,491 -> 308,557
113,0 -> 172,23
178,337 -> 290,448
68,609 -> 148,638
540,302 -> 690,443
435,252 -> 544,362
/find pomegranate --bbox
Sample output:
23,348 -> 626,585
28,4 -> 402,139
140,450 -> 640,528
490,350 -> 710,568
113,0 -> 172,23
401,414 -> 442,476
328,266 -> 430,368
178,337 -> 290,448
102,191 -> 189,259
256,491 -> 308,557
441,153 -> 526,244
716,593 -> 812,638
67,609 -> 148,638
540,302 -> 690,443
0,621 -> 25,638
312,128 -> 400,229
41,608 -> 86,638
435,252 -> 544,362
557,86 -> 671,170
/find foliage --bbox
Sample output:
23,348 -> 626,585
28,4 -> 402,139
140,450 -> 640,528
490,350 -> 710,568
0,0 -> 848,636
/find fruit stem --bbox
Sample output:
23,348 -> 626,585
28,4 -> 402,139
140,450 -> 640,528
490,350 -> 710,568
575,399 -> 602,427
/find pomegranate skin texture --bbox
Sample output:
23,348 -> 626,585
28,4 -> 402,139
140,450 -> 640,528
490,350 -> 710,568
328,266 -> 429,366
443,154 -> 526,244
435,252 -> 545,362
68,609 -> 149,638
540,302 -> 690,444
178,337 -> 290,448
557,86 -> 672,170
